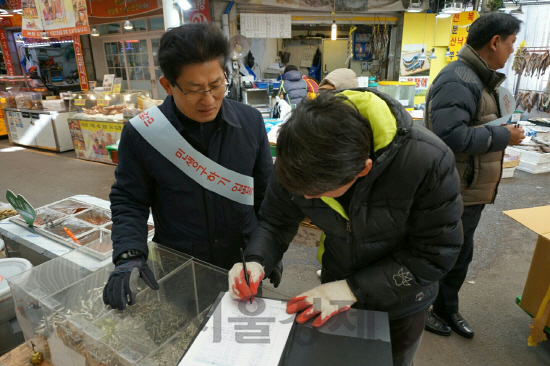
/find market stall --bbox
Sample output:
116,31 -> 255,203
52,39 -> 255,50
0,195 -> 154,266
66,90 -> 160,164
3,97 -> 73,152
0,75 -> 51,138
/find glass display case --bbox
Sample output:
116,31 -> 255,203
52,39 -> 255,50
66,90 -> 162,164
67,90 -> 158,123
8,242 -> 288,366
0,75 -> 51,96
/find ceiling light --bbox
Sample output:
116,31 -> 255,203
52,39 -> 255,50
41,31 -> 49,39
445,47 -> 451,57
442,0 -> 463,13
418,48 -> 427,60
15,34 -> 24,43
0,9 -> 7,14
91,26 -> 100,36
331,20 -> 337,40
406,0 -> 422,12
177,0 -> 192,10
436,12 -> 451,18
13,9 -> 22,13
429,48 -> 437,60
124,19 -> 133,30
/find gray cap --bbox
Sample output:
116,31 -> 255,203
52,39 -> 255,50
319,68 -> 359,90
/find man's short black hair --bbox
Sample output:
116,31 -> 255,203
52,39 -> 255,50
466,13 -> 522,50
283,65 -> 298,74
276,92 -> 373,196
158,23 -> 229,85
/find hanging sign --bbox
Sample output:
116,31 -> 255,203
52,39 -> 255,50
72,35 -> 89,90
187,0 -> 210,23
22,0 -> 90,38
0,17 -> 13,27
89,0 -> 162,17
0,30 -> 14,76
447,11 -> 479,61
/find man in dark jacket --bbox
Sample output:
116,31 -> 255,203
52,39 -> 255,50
228,90 -> 463,366
424,13 -> 525,339
278,65 -> 308,105
103,23 -> 273,311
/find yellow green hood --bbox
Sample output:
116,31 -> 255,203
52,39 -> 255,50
317,90 -> 398,263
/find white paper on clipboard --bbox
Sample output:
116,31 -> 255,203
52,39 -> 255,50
179,292 -> 295,366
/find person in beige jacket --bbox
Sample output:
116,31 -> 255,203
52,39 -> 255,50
423,13 -> 525,339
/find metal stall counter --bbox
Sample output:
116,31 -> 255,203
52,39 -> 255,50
0,195 -> 154,266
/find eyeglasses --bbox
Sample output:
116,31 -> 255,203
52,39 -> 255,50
174,82 -> 229,101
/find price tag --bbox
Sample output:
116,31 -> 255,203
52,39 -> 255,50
75,99 -> 85,106
97,99 -> 109,106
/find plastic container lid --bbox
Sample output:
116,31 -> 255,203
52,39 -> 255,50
0,258 -> 32,301
378,81 -> 416,86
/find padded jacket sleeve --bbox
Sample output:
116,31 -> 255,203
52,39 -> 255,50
430,80 -> 510,155
109,124 -> 153,261
244,173 -> 305,274
346,148 -> 464,308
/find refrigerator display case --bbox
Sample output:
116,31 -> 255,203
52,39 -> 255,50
3,96 -> 73,152
0,75 -> 51,96
66,90 -> 161,164
7,242 -> 288,366
67,90 -> 156,123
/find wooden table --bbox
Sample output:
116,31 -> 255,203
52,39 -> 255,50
0,343 -> 53,366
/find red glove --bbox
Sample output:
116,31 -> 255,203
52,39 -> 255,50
286,280 -> 357,327
228,262 -> 264,301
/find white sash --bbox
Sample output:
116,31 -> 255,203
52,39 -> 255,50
129,106 -> 254,205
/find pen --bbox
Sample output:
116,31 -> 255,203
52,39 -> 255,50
240,248 -> 253,304
64,227 -> 81,245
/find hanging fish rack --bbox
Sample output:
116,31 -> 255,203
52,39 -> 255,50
512,46 -> 550,99
515,89 -> 550,113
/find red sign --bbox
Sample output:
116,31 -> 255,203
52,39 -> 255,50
89,0 -> 161,18
187,0 -> 210,23
72,35 -> 89,90
0,18 -> 13,27
0,30 -> 14,76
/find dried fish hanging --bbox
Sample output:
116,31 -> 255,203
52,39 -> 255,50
515,90 -> 550,113
512,47 -> 550,78
369,23 -> 389,75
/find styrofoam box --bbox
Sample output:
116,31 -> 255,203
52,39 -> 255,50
507,147 -> 550,164
517,160 -> 550,174
502,167 -> 516,178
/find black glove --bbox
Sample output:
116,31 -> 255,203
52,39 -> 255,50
103,257 -> 159,310
268,261 -> 283,288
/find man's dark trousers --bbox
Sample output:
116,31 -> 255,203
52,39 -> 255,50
433,204 -> 485,316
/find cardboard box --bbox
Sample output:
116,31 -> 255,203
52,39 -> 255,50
504,206 -> 550,331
